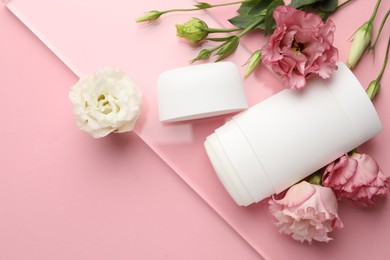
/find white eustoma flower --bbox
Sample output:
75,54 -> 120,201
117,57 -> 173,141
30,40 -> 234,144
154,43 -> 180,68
69,67 -> 142,138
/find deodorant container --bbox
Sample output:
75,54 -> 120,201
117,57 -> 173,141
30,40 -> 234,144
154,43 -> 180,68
204,62 -> 382,206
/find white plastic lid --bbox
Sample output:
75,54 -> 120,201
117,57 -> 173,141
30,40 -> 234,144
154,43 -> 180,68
157,62 -> 248,122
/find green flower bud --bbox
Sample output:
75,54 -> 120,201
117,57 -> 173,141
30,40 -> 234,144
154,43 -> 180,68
191,49 -> 212,63
135,10 -> 162,23
176,18 -> 209,43
347,22 -> 373,69
244,50 -> 262,77
366,79 -> 380,100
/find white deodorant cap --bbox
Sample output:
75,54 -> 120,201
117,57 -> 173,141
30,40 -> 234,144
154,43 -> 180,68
205,62 -> 382,206
157,62 -> 248,122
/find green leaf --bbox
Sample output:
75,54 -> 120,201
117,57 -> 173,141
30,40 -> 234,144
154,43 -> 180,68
195,2 -> 212,9
264,0 -> 284,35
228,14 -> 265,29
238,0 -> 262,14
215,36 -> 239,61
290,0 -> 324,9
238,0 -> 275,15
317,0 -> 338,12
316,10 -> 330,21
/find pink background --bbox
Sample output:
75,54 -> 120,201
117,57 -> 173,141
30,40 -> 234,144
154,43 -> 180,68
1,0 -> 390,259
0,5 -> 261,260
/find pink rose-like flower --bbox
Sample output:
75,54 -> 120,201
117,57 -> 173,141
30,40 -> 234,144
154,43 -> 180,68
269,181 -> 343,243
322,153 -> 389,207
261,6 -> 338,89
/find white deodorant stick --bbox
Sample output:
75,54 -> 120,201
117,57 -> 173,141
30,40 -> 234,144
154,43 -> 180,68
204,62 -> 383,206
157,62 -> 248,122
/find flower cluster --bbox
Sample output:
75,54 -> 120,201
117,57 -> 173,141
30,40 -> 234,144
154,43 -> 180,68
270,1 -> 390,240
136,0 -> 348,89
135,0 -> 390,244
270,151 -> 389,243
266,0 -> 389,240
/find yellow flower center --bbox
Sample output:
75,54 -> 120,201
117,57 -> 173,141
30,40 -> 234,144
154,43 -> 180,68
97,94 -> 120,114
291,40 -> 304,53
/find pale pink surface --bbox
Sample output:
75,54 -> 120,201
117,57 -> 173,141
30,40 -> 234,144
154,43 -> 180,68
0,6 -> 261,260
1,1 -> 390,260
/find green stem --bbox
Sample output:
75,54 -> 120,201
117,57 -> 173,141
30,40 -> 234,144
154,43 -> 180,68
205,11 -> 265,58
370,8 -> 390,51
160,1 -> 245,14
208,13 -> 265,60
376,37 -> 390,81
209,40 -> 231,53
206,27 -> 242,33
200,1 -> 244,8
237,15 -> 266,38
368,0 -> 381,23
334,0 -> 353,11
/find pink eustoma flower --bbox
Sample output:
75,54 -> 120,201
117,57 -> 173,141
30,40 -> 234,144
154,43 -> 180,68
261,6 -> 338,89
322,153 -> 389,207
269,181 -> 343,244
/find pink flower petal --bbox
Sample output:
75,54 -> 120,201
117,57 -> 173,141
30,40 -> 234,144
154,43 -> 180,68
322,153 -> 388,207
277,181 -> 316,208
348,153 -> 380,188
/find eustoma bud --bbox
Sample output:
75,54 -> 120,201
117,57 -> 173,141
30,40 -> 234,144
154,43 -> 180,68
244,50 -> 262,77
176,18 -> 209,43
347,22 -> 373,69
366,80 -> 380,100
347,0 -> 381,69
135,10 -> 162,23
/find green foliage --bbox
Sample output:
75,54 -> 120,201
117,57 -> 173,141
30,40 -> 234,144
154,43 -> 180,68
228,14 -> 265,29
238,0 -> 275,15
316,0 -> 338,12
138,0 -> 351,63
290,0 -> 338,12
264,0 -> 284,35
206,36 -> 236,42
229,0 -> 285,34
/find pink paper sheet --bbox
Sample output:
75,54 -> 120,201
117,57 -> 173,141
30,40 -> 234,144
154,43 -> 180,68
0,7 -> 264,259
4,0 -> 390,259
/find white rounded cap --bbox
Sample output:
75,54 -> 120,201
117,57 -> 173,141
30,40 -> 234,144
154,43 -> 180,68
157,62 -> 248,122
